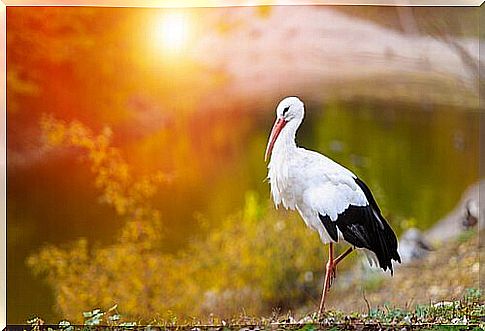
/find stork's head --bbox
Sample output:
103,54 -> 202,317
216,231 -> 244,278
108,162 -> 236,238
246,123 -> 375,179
265,96 -> 305,161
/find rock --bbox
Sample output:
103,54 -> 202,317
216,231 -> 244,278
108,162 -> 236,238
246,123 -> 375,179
426,180 -> 484,244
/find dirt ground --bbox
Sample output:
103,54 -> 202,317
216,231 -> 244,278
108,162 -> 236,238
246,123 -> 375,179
316,229 -> 483,313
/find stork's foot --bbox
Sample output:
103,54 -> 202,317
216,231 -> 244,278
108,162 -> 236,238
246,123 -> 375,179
318,261 -> 337,316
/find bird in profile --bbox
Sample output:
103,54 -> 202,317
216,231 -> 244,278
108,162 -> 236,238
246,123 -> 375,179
264,96 -> 401,314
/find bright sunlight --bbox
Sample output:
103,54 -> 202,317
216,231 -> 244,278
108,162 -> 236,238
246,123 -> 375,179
154,12 -> 190,54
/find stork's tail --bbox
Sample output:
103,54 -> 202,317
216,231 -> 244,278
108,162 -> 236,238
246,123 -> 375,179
353,177 -> 401,273
369,210 -> 401,274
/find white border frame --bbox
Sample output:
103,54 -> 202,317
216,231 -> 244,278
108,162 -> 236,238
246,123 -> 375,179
2,0 -> 485,7
1,1 -> 482,329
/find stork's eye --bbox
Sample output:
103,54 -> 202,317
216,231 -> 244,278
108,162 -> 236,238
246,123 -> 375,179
282,106 -> 290,116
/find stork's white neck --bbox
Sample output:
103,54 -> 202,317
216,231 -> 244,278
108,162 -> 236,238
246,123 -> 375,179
271,119 -> 301,161
267,118 -> 302,210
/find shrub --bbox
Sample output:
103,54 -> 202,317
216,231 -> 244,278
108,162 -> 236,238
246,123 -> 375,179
28,117 -> 325,322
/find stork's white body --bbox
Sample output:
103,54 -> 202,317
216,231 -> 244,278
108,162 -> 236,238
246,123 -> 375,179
268,145 -> 367,244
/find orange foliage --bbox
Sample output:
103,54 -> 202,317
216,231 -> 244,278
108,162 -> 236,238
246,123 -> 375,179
28,117 -> 325,322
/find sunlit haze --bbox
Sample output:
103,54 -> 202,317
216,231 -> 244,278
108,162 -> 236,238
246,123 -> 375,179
154,12 -> 190,53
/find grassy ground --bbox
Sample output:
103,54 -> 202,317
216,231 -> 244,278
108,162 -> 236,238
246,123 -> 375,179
23,292 -> 485,331
22,230 -> 484,330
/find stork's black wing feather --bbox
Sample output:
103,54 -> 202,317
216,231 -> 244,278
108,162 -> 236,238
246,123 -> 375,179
318,177 -> 401,273
319,215 -> 339,242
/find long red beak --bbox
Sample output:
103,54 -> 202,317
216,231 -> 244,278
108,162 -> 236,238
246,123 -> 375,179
265,118 -> 287,162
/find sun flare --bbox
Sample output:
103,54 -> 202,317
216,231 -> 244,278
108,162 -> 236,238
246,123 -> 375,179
154,12 -> 190,53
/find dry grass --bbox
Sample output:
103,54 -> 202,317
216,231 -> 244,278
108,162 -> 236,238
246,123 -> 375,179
322,229 -> 482,313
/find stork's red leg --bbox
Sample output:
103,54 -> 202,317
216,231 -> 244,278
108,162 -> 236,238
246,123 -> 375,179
318,246 -> 354,315
334,247 -> 354,266
318,242 -> 334,315
328,247 -> 354,286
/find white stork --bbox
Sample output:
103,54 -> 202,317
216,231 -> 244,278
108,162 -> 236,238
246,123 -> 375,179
264,97 -> 401,314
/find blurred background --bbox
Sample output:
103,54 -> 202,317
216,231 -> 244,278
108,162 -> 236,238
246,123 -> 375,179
7,5 -> 481,324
